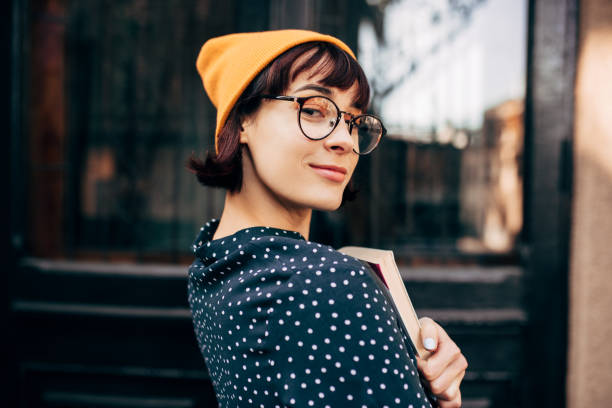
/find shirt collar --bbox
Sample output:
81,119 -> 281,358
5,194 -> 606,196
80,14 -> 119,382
192,218 -> 306,260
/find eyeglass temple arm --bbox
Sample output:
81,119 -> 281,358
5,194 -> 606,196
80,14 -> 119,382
261,95 -> 297,102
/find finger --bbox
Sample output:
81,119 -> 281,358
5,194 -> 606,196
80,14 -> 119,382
416,354 -> 425,371
419,329 -> 463,381
435,374 -> 464,408
419,316 -> 439,353
437,389 -> 462,408
429,363 -> 466,401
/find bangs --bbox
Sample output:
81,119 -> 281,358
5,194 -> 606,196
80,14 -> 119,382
264,42 -> 371,111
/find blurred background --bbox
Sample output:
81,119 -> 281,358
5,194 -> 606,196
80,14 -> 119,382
3,0 -> 611,407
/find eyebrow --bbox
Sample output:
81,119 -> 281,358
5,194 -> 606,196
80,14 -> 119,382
293,84 -> 360,110
293,84 -> 332,95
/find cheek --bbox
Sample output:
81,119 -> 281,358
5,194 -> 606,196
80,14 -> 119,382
348,156 -> 359,177
340,157 -> 359,190
248,122 -> 309,180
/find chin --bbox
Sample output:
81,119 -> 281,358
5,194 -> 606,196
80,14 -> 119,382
282,182 -> 347,212
307,191 -> 344,212
312,202 -> 342,212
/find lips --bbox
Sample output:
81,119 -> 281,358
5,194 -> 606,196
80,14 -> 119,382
309,164 -> 347,183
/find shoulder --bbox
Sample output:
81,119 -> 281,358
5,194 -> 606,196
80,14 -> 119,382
257,240 -> 397,333
217,234 -> 386,321
243,235 -> 371,288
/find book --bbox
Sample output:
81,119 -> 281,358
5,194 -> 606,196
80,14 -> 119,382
338,246 -> 432,360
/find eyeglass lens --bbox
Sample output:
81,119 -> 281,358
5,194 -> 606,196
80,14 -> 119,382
298,96 -> 382,154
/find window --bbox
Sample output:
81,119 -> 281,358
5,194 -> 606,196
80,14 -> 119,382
24,0 -> 527,263
25,0 -> 269,261
329,0 -> 527,258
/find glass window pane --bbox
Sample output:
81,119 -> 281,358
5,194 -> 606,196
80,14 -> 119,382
25,0 -> 270,260
347,0 -> 527,255
25,0 -> 527,261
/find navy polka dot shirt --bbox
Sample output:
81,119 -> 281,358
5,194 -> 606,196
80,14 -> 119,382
187,219 -> 435,408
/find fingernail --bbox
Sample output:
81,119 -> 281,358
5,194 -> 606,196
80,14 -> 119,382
424,338 -> 436,350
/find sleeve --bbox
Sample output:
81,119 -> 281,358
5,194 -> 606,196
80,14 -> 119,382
263,257 -> 435,408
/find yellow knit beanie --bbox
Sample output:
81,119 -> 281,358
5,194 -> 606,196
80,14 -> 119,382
195,29 -> 357,153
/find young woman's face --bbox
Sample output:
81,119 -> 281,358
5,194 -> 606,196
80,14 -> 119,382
239,57 -> 361,212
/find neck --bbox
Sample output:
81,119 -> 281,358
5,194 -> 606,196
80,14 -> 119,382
214,146 -> 313,240
214,189 -> 312,241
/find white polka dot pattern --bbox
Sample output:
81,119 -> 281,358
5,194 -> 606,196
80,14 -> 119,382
187,219 -> 434,407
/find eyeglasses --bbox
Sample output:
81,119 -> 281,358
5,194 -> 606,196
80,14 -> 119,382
261,94 -> 386,155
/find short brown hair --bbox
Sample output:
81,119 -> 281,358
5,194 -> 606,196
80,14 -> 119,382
187,41 -> 370,202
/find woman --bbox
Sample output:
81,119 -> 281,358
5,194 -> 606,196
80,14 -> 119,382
187,30 -> 467,408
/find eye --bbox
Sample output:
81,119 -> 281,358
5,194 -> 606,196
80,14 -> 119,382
302,108 -> 323,118
301,103 -> 327,118
300,97 -> 335,121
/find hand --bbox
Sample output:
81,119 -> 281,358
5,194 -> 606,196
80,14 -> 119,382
416,317 -> 468,408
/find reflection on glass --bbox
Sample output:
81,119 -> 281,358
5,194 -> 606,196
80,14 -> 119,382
357,0 -> 527,253
59,1 -> 229,259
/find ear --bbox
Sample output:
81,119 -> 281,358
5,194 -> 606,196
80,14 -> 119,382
239,127 -> 248,144
239,116 -> 250,144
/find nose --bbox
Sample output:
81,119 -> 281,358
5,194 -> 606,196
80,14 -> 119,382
323,113 -> 354,154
